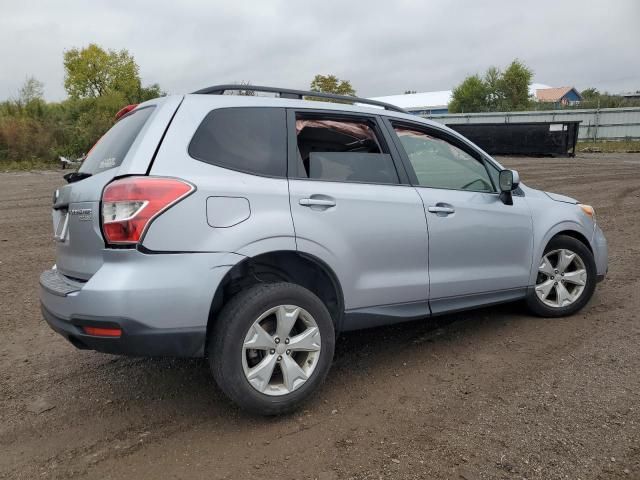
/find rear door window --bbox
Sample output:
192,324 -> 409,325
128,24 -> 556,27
189,107 -> 287,177
294,115 -> 399,184
79,106 -> 155,175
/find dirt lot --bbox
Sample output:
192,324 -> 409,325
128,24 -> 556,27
1,153 -> 639,480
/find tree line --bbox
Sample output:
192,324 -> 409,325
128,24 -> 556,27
1,47 -> 637,168
447,59 -> 640,113
0,44 -> 163,168
0,43 -> 357,168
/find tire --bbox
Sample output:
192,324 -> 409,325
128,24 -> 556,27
526,235 -> 596,317
208,282 -> 335,415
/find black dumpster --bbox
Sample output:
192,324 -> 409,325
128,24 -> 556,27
448,121 -> 581,157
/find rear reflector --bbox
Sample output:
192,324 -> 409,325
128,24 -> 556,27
101,177 -> 194,245
83,326 -> 122,337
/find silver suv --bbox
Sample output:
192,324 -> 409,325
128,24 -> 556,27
40,85 -> 608,414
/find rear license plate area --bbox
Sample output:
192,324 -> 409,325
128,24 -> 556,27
54,211 -> 69,241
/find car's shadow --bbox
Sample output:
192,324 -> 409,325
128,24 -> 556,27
98,301 -> 527,422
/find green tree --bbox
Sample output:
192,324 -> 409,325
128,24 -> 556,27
309,74 -> 356,96
498,59 -> 533,111
580,88 -> 600,101
448,60 -> 533,113
448,75 -> 488,113
483,66 -> 502,111
138,83 -> 165,102
19,76 -> 44,104
63,44 -> 141,101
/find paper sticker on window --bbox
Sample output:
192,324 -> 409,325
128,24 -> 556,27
99,157 -> 117,169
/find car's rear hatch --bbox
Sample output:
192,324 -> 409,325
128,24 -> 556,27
52,95 -> 183,280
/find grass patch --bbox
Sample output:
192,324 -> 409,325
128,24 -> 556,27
0,158 -> 60,172
577,140 -> 640,153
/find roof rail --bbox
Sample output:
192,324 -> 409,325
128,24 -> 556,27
191,84 -> 407,113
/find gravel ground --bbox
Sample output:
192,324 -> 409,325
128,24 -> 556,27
1,153 -> 639,480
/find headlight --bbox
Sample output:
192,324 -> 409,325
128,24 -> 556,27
579,204 -> 595,221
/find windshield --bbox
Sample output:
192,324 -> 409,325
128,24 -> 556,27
79,106 -> 155,175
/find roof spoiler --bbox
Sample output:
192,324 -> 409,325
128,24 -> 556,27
115,104 -> 139,120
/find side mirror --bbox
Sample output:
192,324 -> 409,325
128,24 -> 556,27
498,169 -> 520,205
499,169 -> 520,192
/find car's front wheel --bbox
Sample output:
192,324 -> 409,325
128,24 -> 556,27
209,282 -> 335,415
526,235 -> 596,317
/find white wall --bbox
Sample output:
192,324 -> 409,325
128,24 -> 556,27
422,107 -> 640,141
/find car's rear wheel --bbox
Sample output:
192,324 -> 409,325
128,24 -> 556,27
209,282 -> 335,415
526,235 -> 596,317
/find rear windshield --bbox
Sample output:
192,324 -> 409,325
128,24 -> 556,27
79,106 -> 155,175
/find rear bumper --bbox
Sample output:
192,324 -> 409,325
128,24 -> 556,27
41,305 -> 206,357
40,249 -> 244,357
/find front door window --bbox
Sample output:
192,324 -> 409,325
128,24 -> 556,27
393,126 -> 494,192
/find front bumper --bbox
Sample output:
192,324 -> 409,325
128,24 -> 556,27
592,224 -> 608,282
39,249 -> 243,357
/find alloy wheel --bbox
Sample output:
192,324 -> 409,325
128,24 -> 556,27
241,305 -> 321,396
535,248 -> 587,308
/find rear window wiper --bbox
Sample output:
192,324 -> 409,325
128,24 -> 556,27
63,172 -> 92,184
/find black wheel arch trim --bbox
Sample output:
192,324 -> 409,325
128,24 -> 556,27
205,250 -> 345,341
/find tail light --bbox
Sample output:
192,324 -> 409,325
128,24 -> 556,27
101,177 -> 194,245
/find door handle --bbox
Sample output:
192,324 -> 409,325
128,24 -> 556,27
299,198 -> 336,208
428,204 -> 455,215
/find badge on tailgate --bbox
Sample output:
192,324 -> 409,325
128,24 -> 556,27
69,208 -> 93,221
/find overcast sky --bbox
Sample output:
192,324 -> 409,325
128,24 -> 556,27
1,0 -> 638,101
